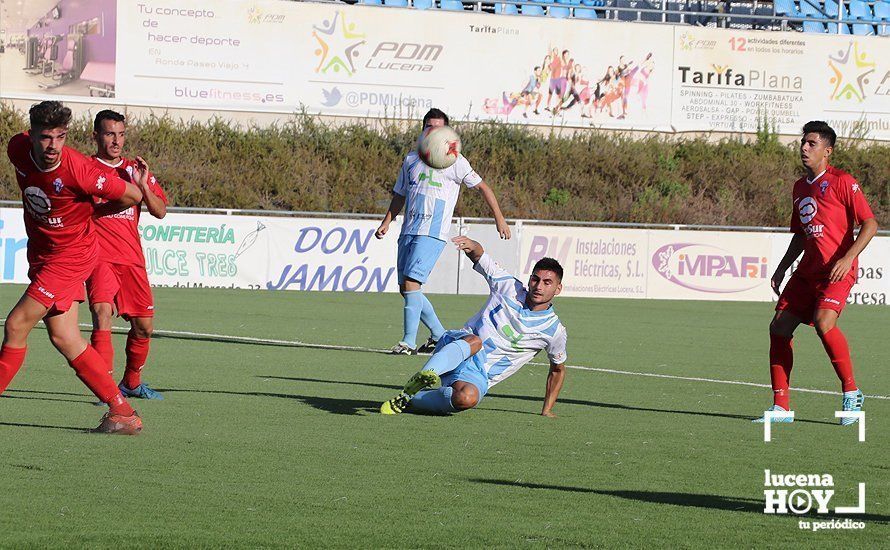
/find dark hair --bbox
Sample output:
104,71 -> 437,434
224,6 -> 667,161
94,109 -> 125,132
533,257 -> 563,281
802,121 -> 836,147
422,108 -> 449,127
29,101 -> 71,130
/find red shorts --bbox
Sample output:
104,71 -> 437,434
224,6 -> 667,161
26,261 -> 88,314
86,262 -> 155,319
776,272 -> 855,321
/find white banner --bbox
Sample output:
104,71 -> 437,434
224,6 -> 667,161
4,1 -> 888,139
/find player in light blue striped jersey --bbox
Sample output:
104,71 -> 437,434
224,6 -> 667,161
381,236 -> 568,417
375,109 -> 511,356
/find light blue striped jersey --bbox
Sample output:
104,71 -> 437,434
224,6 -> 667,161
393,151 -> 482,242
464,254 -> 568,386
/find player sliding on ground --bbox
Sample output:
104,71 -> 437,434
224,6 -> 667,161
754,121 -> 878,426
376,108 -> 511,356
381,236 -> 568,416
87,110 -> 169,400
1,101 -> 146,434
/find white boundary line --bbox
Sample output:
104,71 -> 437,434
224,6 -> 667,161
7,320 -> 890,401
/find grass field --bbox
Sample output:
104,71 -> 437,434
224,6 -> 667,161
0,285 -> 887,548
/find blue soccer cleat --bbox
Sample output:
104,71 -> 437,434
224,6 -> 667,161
752,404 -> 793,423
119,382 -> 164,400
840,389 -> 864,425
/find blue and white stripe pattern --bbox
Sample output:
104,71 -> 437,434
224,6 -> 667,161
393,151 -> 482,242
463,254 -> 568,386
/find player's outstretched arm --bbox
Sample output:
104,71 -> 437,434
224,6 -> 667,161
541,362 -> 566,418
829,217 -> 878,283
375,193 -> 406,239
452,236 -> 484,263
473,181 -> 511,240
771,233 -> 805,296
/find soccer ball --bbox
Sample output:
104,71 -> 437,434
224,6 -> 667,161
417,125 -> 461,170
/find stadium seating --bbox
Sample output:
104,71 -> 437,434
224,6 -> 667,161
347,0 -> 890,36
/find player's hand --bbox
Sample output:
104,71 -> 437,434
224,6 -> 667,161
829,256 -> 854,283
770,269 -> 785,296
133,156 -> 150,188
496,220 -> 512,240
452,236 -> 481,256
541,410 -> 557,418
375,223 -> 389,239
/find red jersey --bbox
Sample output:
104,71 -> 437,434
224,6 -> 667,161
6,132 -> 127,268
91,157 -> 168,267
790,166 -> 874,280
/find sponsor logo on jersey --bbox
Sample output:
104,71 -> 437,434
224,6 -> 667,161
52,178 -> 64,194
804,224 -> 824,238
96,175 -> 106,190
798,197 -> 817,224
820,181 -> 829,195
24,186 -> 51,215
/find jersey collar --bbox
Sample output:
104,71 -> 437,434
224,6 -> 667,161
806,169 -> 827,185
94,156 -> 124,168
29,150 -> 61,173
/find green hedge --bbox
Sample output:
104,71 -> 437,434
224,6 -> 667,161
2,104 -> 887,226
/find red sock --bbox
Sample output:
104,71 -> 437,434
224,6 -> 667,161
123,334 -> 151,390
90,330 -> 114,376
819,327 -> 858,392
69,345 -> 134,416
0,345 -> 28,394
769,334 -> 793,410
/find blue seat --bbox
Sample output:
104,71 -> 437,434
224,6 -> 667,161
848,0 -> 874,34
557,0 -> 582,4
799,0 -> 824,18
440,0 -> 464,9
549,5 -> 570,16
803,19 -> 827,31
581,0 -> 606,5
774,0 -> 802,17
495,2 -> 519,13
521,3 -> 546,14
359,0 -> 383,4
413,0 -> 436,8
384,0 -> 408,6
875,1 -> 890,34
574,6 -> 599,17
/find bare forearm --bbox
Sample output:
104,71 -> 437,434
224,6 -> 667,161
142,186 -> 166,219
778,234 -> 805,272
542,368 -> 565,413
844,218 -> 878,260
383,194 -> 405,221
479,185 -> 506,223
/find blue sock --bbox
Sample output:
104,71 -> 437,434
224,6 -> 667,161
419,293 -> 445,341
422,339 -> 472,376
401,291 -> 423,347
410,387 -> 455,414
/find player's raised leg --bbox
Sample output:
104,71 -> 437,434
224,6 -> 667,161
120,316 -> 162,400
814,308 -> 863,425
44,305 -> 142,434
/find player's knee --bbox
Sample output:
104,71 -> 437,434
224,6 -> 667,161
451,387 -> 479,410
48,330 -> 83,355
4,314 -> 31,342
91,303 -> 113,324
462,335 -> 483,355
131,322 -> 153,339
814,314 -> 836,337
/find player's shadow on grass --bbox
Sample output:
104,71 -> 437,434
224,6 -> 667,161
157,388 -> 379,415
262,376 -> 836,425
2,389 -> 95,405
150,332 -> 392,355
470,479 -> 890,524
0,421 -> 87,432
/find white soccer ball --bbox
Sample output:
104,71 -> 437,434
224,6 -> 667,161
417,125 -> 461,170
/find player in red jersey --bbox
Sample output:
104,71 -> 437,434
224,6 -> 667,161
0,101 -> 146,434
755,121 -> 878,426
86,110 -> 168,400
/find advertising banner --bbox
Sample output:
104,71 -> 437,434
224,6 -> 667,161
519,225 -> 648,299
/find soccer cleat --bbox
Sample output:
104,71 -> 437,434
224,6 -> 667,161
389,342 -> 417,356
92,411 -> 142,435
752,404 -> 794,423
119,382 -> 164,400
840,389 -> 864,425
416,337 -> 439,355
380,370 -> 440,415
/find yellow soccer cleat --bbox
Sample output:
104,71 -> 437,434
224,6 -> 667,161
380,370 -> 441,414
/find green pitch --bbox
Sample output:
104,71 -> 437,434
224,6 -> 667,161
0,286 -> 887,548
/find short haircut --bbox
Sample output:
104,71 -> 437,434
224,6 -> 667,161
802,121 -> 836,148
422,108 -> 449,127
29,101 -> 71,130
533,257 -> 564,281
94,109 -> 125,132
